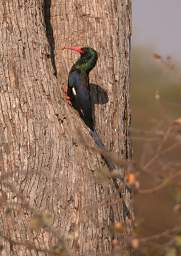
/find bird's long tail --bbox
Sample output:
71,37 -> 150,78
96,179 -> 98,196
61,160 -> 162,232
89,129 -> 115,171
90,129 -> 122,197
90,129 -> 131,220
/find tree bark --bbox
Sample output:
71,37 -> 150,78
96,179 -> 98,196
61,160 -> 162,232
0,0 -> 132,255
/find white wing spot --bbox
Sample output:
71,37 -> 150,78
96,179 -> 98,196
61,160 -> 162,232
72,87 -> 77,96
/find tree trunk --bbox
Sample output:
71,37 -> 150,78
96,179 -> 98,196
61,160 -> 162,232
0,0 -> 132,255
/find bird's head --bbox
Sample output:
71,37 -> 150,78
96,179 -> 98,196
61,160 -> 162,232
63,46 -> 98,72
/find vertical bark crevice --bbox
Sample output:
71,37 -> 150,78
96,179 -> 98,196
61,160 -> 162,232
43,0 -> 57,77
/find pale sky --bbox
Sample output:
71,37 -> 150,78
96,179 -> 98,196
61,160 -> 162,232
133,0 -> 181,62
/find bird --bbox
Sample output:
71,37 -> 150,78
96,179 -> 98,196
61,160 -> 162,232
63,47 -> 97,129
63,46 -> 131,220
63,46 -> 114,169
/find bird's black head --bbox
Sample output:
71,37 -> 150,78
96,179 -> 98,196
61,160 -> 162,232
63,46 -> 98,72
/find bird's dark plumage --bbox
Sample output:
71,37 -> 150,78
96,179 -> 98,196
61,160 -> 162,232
66,47 -> 98,130
67,69 -> 94,129
64,46 -> 115,170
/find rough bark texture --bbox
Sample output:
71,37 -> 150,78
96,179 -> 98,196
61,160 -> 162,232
0,0 -> 132,256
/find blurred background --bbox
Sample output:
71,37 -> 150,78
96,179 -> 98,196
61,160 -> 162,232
131,1 -> 181,255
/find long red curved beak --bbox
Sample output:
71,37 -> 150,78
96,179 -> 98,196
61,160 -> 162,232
63,46 -> 84,55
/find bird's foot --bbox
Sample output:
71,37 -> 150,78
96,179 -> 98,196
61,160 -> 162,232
63,85 -> 72,105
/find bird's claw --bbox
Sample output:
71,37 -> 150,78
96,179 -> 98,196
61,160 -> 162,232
63,85 -> 72,105
66,96 -> 72,105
